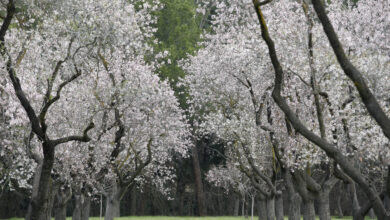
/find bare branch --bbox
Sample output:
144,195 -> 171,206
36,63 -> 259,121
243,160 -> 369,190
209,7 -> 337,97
288,68 -> 310,87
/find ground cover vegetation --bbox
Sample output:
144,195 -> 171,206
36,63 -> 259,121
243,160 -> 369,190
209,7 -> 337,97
0,0 -> 390,220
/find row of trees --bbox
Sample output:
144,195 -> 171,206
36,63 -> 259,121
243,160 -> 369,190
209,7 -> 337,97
1,0 -> 390,219
183,0 -> 390,220
0,0 -> 192,220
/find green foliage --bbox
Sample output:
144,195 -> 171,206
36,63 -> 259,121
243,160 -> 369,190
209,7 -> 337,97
153,0 -> 203,108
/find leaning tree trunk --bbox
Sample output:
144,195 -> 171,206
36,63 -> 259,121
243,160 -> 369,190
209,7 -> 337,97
302,199 -> 315,220
275,194 -> 284,220
266,196 -> 276,220
258,195 -> 267,220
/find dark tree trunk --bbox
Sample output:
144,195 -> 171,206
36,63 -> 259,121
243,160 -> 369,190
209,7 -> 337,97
25,161 -> 43,220
284,171 -> 301,220
368,208 -> 376,219
81,194 -> 90,220
54,201 -> 66,220
104,181 -> 121,220
266,196 -> 276,220
384,195 -> 390,212
72,193 -> 82,220
275,194 -> 283,220
234,195 -> 240,216
44,186 -> 56,220
192,144 -> 206,216
130,187 -> 137,216
258,195 -> 267,220
349,182 -> 363,220
318,191 -> 331,220
54,204 -> 66,220
29,143 -> 55,220
335,183 -> 344,218
302,199 -> 315,220
54,186 -> 71,220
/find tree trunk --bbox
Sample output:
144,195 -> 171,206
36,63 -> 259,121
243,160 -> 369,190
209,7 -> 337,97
25,161 -> 43,220
251,195 -> 255,220
384,195 -> 390,212
275,194 -> 283,220
368,208 -> 376,219
44,186 -> 56,220
192,144 -> 206,216
105,181 -> 121,220
81,194 -> 90,220
54,204 -> 67,220
72,193 -> 82,220
284,170 -> 301,220
266,196 -> 276,220
318,191 -> 331,220
242,197 -> 245,217
29,143 -> 55,220
349,182 -> 363,220
258,195 -> 267,220
335,183 -> 344,218
302,199 -> 315,220
234,196 -> 240,216
54,185 -> 71,220
130,187 -> 137,216
288,192 -> 301,220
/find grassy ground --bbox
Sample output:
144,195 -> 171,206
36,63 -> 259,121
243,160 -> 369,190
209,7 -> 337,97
3,217 -> 365,220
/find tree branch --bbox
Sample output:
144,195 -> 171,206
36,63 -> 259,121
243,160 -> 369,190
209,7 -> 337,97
51,121 -> 94,146
312,0 -> 390,141
39,60 -> 80,132
0,0 -> 45,139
